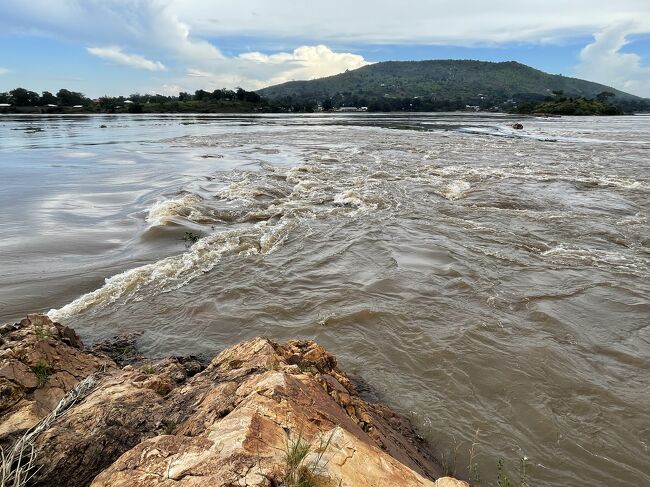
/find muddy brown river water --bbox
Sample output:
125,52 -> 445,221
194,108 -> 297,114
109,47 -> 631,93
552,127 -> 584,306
1,113 -> 649,485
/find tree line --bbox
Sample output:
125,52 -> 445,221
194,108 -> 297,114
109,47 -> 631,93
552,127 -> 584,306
0,87 -> 280,113
1,88 -> 89,107
2,86 -> 648,114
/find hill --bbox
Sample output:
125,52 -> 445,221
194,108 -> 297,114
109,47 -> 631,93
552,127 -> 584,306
258,60 -> 648,112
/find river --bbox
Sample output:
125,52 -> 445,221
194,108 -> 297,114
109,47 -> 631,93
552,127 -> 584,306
0,113 -> 648,486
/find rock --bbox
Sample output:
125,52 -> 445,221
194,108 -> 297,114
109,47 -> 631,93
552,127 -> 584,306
1,316 -> 467,487
512,123 -> 524,130
434,477 -> 471,487
91,332 -> 143,365
0,314 -> 116,445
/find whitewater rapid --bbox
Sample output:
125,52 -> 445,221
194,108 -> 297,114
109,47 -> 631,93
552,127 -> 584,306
2,113 -> 649,487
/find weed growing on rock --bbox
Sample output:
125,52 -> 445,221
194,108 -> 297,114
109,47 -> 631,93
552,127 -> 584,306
163,420 -> 177,435
297,362 -> 318,375
34,327 -> 51,341
439,435 -> 460,477
266,357 -> 280,371
116,345 -> 134,358
141,365 -> 157,375
31,360 -> 50,388
280,430 -> 338,487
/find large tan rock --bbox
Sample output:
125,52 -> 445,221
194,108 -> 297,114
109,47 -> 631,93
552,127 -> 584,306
91,337 -> 444,486
1,316 -> 466,487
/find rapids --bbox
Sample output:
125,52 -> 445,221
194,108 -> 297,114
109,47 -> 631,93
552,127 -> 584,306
1,113 -> 648,485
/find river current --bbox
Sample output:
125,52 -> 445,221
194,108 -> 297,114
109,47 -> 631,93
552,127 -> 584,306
0,113 -> 648,486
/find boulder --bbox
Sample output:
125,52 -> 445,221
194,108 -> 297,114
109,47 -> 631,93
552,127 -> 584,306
1,316 -> 466,487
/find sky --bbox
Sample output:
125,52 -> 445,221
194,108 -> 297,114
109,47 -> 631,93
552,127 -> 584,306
1,0 -> 650,98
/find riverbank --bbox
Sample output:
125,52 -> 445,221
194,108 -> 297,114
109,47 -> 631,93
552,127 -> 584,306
0,314 -> 468,486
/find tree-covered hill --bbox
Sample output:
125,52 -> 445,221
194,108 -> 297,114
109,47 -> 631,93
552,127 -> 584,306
258,60 -> 649,112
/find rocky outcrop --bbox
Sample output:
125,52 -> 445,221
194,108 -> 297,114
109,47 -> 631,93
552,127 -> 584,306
0,315 -> 470,487
0,314 -> 115,445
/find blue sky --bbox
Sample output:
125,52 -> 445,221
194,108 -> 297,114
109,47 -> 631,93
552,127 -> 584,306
1,0 -> 649,98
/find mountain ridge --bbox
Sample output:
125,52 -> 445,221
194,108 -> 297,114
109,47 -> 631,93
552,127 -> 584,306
258,60 -> 645,111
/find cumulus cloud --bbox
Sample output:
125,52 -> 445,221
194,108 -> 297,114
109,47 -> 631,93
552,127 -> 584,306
576,25 -> 650,97
239,45 -> 369,86
87,46 -> 165,71
157,45 -> 367,92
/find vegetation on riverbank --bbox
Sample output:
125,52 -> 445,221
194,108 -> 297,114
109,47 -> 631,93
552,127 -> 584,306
3,59 -> 649,114
257,60 -> 650,113
0,87 -> 312,114
514,93 -> 624,115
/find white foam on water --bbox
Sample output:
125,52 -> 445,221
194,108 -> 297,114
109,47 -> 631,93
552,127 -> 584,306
48,144 -> 398,322
593,177 -> 645,190
440,180 -> 471,200
219,178 -> 259,201
332,189 -> 380,214
540,244 -> 649,275
146,194 -> 208,226
47,226 -> 265,321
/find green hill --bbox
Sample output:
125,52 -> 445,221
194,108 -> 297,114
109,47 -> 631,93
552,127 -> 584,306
258,60 -> 647,112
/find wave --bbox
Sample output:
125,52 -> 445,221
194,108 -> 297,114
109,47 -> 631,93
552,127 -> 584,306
47,223 -> 281,321
48,159 -> 377,321
146,194 -> 212,226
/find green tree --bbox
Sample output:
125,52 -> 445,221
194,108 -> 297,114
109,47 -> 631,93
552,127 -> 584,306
129,93 -> 145,103
596,91 -> 615,101
56,89 -> 86,106
244,90 -> 261,103
194,89 -> 209,101
98,96 -> 118,111
128,102 -> 143,113
10,87 -> 40,106
41,91 -> 57,105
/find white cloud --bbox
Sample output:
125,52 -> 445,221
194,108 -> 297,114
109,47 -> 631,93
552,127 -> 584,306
576,24 -> 650,97
0,68 -> 10,75
239,45 -> 370,86
147,45 -> 369,93
87,46 -> 165,71
175,0 -> 650,46
1,0 -> 223,64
